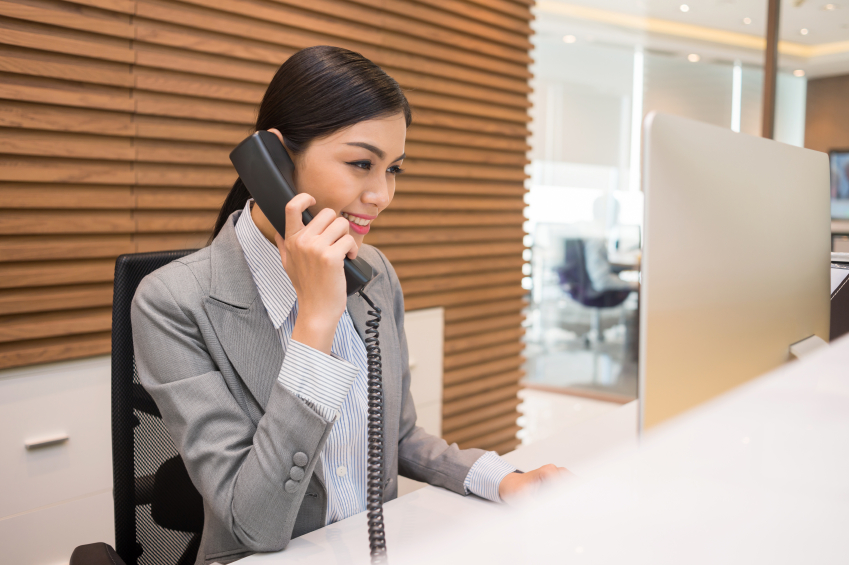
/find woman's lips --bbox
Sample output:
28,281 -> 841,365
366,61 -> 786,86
341,211 -> 374,235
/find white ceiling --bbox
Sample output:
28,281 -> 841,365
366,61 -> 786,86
535,0 -> 849,77
554,0 -> 849,44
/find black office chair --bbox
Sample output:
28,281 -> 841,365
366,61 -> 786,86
71,250 -> 203,565
557,239 -> 631,346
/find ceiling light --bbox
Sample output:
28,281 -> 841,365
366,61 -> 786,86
823,3 -> 837,9
680,4 -> 690,12
793,69 -> 806,77
800,28 -> 809,35
563,35 -> 577,43
743,17 -> 752,24
688,53 -> 700,62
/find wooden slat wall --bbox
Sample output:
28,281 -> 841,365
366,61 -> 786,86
0,0 -> 532,454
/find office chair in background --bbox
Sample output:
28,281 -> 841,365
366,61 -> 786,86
71,250 -> 203,565
558,239 -> 631,347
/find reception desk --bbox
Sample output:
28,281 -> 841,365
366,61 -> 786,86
241,334 -> 849,565
239,401 -> 639,564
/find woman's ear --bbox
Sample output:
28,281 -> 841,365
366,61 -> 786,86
267,127 -> 284,145
266,128 -> 295,161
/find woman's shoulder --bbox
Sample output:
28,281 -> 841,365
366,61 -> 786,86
133,247 -> 212,311
357,243 -> 404,315
358,244 -> 399,286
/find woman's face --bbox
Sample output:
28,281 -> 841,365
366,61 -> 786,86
268,112 -> 406,248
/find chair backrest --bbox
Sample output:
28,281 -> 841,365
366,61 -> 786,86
111,250 -> 201,565
559,239 -> 598,303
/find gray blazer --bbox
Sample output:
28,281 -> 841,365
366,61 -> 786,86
131,209 -> 485,565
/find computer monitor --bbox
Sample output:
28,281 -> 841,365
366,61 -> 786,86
639,112 -> 831,429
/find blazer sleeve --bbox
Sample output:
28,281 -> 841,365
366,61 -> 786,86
371,249 -> 488,495
131,269 -> 333,552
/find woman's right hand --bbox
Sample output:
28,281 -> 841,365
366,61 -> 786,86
278,193 -> 358,355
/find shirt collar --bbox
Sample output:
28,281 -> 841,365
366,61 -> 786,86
234,199 -> 297,329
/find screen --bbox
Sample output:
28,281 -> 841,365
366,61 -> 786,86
831,151 -> 849,219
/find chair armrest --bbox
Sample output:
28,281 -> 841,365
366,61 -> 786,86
70,543 -> 127,565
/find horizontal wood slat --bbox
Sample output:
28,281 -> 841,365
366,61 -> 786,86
0,283 -> 113,315
455,422 -> 521,450
442,397 -> 522,434
0,330 -> 111,369
394,256 -> 524,279
445,297 -> 527,323
0,306 -> 111,342
0,0 -> 532,453
442,383 -> 523,417
444,358 -> 525,388
0,259 -> 116,288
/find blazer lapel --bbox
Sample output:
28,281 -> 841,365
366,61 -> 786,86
202,210 -> 283,409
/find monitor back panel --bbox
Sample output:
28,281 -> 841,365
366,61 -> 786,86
640,112 -> 831,429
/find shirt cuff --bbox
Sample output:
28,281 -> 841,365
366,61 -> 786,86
278,339 -> 359,422
463,451 -> 517,503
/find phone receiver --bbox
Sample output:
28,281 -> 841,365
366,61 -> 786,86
229,131 -> 374,296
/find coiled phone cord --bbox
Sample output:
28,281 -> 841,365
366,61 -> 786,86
358,290 -> 388,564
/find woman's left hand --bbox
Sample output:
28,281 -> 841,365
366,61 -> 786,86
498,464 -> 574,501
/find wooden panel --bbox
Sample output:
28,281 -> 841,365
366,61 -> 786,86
0,331 -> 110,370
0,183 -> 133,208
442,383 -> 522,416
442,397 -> 522,433
444,358 -> 525,388
0,0 -> 532,452
0,307 -> 111,342
0,259 -> 115,288
457,424 -> 521,451
394,256 -> 524,279
445,298 -> 528,322
0,283 -> 113,315
446,414 -> 519,445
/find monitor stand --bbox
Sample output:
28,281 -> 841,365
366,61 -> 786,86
789,335 -> 828,360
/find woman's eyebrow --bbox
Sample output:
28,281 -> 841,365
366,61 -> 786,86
346,142 -> 405,163
346,142 -> 385,159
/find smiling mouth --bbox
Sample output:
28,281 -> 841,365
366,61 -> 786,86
341,212 -> 373,227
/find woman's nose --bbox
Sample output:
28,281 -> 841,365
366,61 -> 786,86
363,175 -> 393,208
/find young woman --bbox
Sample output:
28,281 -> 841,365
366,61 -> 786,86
131,46 -> 567,565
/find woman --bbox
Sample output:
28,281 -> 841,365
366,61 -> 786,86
131,46 -> 567,565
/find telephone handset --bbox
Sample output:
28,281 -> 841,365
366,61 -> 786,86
229,131 -> 388,563
229,131 -> 374,296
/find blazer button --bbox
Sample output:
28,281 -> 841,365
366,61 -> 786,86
290,466 -> 305,481
293,452 -> 308,467
284,479 -> 299,494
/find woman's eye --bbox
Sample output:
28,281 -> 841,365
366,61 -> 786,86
387,165 -> 405,175
348,160 -> 372,170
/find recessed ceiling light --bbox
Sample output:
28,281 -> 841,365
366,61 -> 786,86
743,17 -> 752,24
563,35 -> 577,43
680,4 -> 690,12
688,53 -> 700,62
823,3 -> 837,10
793,69 -> 806,77
800,28 -> 809,35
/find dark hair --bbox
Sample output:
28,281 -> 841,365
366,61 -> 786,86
210,45 -> 412,241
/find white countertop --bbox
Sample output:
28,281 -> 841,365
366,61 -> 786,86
241,334 -> 849,565
399,334 -> 849,565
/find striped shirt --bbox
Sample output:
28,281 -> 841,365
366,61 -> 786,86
235,200 -> 516,524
